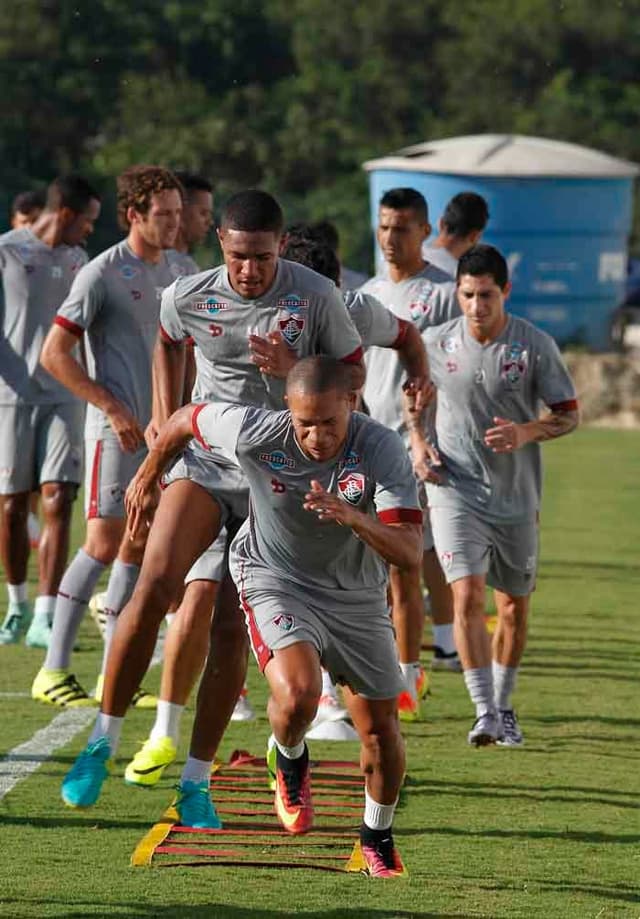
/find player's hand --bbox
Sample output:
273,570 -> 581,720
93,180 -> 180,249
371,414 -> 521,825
403,376 -> 435,412
303,480 -> 357,527
409,435 -> 443,484
248,331 -> 298,378
144,419 -> 160,450
105,399 -> 145,453
124,467 -> 159,540
484,416 -> 528,453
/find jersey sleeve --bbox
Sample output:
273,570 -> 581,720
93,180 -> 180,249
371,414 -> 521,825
345,290 -> 401,349
316,285 -> 363,363
191,402 -> 249,458
533,334 -> 578,411
371,430 -> 422,524
55,262 -> 105,337
159,280 -> 189,344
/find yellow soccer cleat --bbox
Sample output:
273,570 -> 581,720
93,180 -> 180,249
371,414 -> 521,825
124,736 -> 177,787
32,668 -> 97,708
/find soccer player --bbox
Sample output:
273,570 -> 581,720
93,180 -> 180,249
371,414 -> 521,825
60,189 -> 365,804
422,192 -> 489,279
9,189 -> 47,230
408,244 -> 578,746
31,165 -> 184,706
128,356 -> 421,875
173,171 -> 213,267
362,188 -> 460,719
0,176 -> 101,647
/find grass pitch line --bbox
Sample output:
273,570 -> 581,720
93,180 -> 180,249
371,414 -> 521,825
0,707 -> 94,800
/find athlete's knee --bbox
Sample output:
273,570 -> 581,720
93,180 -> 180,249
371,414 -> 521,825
498,595 -> 528,629
40,483 -> 76,521
272,676 -> 319,725
1,493 -> 29,525
453,578 -> 485,623
359,713 -> 403,773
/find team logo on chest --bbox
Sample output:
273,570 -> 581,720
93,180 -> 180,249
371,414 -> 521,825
500,343 -> 528,385
338,450 -> 360,472
279,315 -> 305,346
194,297 -> 230,315
259,450 -> 295,471
338,472 -> 365,506
277,294 -> 309,313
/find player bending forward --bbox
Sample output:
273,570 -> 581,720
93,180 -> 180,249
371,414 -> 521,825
126,356 -> 422,877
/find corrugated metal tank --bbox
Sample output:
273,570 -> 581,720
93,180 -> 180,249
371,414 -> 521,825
363,135 -> 639,348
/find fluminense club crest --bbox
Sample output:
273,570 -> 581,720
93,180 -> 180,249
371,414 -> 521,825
279,316 -> 305,346
337,472 -> 365,506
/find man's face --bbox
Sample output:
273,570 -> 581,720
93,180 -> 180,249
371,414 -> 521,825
218,227 -> 280,299
132,189 -> 182,250
457,273 -> 511,340
60,197 -> 101,246
288,388 -> 352,462
183,190 -> 213,247
376,206 -> 430,269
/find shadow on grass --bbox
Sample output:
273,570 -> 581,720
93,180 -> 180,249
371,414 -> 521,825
530,714 -> 640,728
407,776 -> 638,798
0,813 -> 151,831
540,559 -> 640,578
403,779 -> 638,810
393,825 -> 640,845
490,878 -> 640,907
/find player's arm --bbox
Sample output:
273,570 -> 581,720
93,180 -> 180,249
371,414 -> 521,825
303,481 -> 422,569
484,404 -> 579,453
394,319 -> 433,412
401,385 -> 443,483
40,322 -> 144,453
149,330 -> 187,444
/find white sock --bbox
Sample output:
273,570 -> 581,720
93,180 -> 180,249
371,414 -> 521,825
493,661 -> 518,710
165,612 -> 176,626
463,666 -> 496,718
432,623 -> 456,655
363,788 -> 397,831
88,712 -> 124,755
399,661 -> 420,699
275,739 -> 306,760
34,595 -> 56,623
321,668 -> 337,698
7,583 -> 27,605
150,700 -> 184,744
181,756 -> 212,785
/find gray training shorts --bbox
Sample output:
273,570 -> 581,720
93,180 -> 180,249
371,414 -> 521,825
185,526 -> 228,584
0,402 -> 83,495
162,441 -> 249,527
84,432 -> 146,519
232,562 -> 404,701
430,502 -> 538,597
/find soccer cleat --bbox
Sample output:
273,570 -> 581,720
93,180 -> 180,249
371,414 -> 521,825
266,734 -> 277,791
0,602 -> 32,645
61,738 -> 111,807
431,647 -> 462,672
32,668 -> 96,707
274,746 -> 313,835
175,780 -> 221,829
397,689 -> 420,723
497,709 -> 524,747
88,591 -> 107,638
125,736 -> 177,787
131,686 -> 158,710
25,613 -> 52,649
230,689 -> 256,722
360,826 -> 408,878
415,665 -> 430,700
310,693 -> 349,726
467,711 -> 500,747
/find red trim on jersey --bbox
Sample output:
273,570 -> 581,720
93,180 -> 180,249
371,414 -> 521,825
377,507 -> 423,525
186,336 -> 195,348
54,315 -> 84,338
191,404 -> 209,450
239,564 -> 273,672
87,440 -> 103,519
549,399 -> 578,412
340,345 -> 364,365
391,318 -> 410,349
159,323 -> 183,345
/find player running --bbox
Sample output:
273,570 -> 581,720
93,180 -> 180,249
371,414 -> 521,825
31,166 -> 185,707
362,187 -> 460,719
407,244 -> 578,746
0,176 -> 101,647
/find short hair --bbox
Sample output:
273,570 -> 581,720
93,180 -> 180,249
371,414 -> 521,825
221,189 -> 283,234
286,355 -> 354,397
173,171 -> 213,200
11,188 -> 46,218
457,244 -> 509,289
442,192 -> 489,238
281,238 -> 340,285
379,187 -> 428,223
116,165 -> 182,230
45,175 -> 100,215
310,220 -> 339,252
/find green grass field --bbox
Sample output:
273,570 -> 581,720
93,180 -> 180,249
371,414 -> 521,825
1,428 -> 639,919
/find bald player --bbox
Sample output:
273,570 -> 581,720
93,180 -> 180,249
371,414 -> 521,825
126,356 -> 421,877
408,244 -> 578,746
31,166 -> 184,707
362,187 -> 460,720
0,176 -> 101,647
60,190 -> 365,810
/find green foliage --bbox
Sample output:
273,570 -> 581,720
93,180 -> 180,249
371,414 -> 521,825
1,0 -> 639,263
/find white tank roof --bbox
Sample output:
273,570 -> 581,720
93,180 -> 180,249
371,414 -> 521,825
363,134 -> 640,178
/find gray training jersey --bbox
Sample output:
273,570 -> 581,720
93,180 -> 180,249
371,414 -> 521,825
193,403 -> 421,606
343,289 -> 404,349
424,314 -> 577,523
55,239 -> 193,438
361,264 -> 459,440
0,228 -> 87,405
421,244 -> 457,279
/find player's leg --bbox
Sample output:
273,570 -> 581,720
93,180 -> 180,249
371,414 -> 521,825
423,548 -> 458,670
61,479 -> 222,808
389,563 -> 427,721
28,491 -> 40,549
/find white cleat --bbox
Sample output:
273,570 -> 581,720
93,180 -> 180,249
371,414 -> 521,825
231,692 -> 256,722
311,693 -> 349,726
497,709 -> 524,747
467,712 -> 500,747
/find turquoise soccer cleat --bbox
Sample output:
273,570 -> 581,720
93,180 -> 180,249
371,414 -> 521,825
61,738 -> 111,808
175,780 -> 221,829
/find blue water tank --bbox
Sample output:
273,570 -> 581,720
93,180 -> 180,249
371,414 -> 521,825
363,135 -> 639,349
